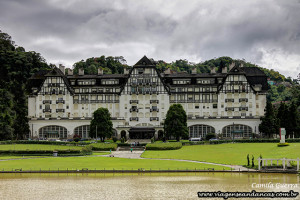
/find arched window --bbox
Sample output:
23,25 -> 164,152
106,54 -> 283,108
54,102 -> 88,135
39,125 -> 67,139
188,124 -> 215,139
222,124 -> 252,138
74,125 -> 90,139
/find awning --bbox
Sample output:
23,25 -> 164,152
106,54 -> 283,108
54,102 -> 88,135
129,127 -> 155,133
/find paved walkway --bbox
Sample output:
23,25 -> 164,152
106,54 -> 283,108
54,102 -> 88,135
101,151 -> 255,171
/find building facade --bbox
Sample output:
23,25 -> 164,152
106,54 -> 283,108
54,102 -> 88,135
28,56 -> 268,140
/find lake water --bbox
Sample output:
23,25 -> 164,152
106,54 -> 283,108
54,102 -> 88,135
0,173 -> 299,200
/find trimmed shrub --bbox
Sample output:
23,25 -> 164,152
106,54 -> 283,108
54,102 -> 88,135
182,141 -> 205,146
0,149 -> 81,155
89,143 -> 117,151
81,145 -> 93,155
205,133 -> 216,141
112,137 -> 118,143
146,142 -> 182,150
277,143 -> 289,147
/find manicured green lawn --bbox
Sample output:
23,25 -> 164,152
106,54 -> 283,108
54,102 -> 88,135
0,157 -> 230,171
142,143 -> 300,165
0,144 -> 82,151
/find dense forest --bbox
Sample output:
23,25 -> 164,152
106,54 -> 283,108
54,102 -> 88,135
0,30 -> 50,140
1,30 -> 300,140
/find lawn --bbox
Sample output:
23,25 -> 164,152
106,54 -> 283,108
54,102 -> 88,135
0,157 -> 231,171
0,144 -> 83,151
142,143 -> 300,166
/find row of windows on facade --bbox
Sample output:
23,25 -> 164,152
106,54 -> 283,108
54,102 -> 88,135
70,79 -> 119,86
37,124 -> 253,139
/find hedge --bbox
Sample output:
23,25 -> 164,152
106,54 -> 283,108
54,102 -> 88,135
0,140 -> 89,146
89,143 -> 117,151
209,138 -> 300,144
182,141 -> 205,146
146,142 -> 182,150
0,149 -> 82,155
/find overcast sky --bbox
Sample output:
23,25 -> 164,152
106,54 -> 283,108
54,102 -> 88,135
1,0 -> 300,78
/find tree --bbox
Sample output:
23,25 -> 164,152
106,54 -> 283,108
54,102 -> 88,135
89,108 -> 113,142
164,104 -> 188,141
288,102 -> 300,137
277,102 -> 290,133
259,101 -> 279,138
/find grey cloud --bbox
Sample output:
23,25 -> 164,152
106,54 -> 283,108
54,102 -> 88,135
1,0 -> 300,77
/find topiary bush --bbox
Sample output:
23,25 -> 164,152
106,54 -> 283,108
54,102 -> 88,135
146,142 -> 182,150
89,143 -> 117,151
277,143 -> 289,147
205,133 -> 216,141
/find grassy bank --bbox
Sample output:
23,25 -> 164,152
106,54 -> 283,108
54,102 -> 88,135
0,156 -> 231,171
142,143 -> 300,165
0,144 -> 82,151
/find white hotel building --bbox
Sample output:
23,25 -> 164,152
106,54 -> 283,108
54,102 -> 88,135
28,56 -> 268,140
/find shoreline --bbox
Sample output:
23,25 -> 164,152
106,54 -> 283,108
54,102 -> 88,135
0,169 -> 298,174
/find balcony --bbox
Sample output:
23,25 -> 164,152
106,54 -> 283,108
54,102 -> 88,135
150,107 -> 159,112
43,109 -> 51,113
225,99 -> 235,103
239,98 -> 248,102
130,100 -> 139,104
43,100 -> 52,104
56,109 -> 65,113
239,107 -> 248,111
130,117 -> 139,121
130,108 -> 139,112
225,107 -> 234,111
150,117 -> 159,121
150,100 -> 159,104
56,100 -> 65,104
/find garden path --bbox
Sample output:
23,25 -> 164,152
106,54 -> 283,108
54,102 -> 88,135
101,151 -> 255,171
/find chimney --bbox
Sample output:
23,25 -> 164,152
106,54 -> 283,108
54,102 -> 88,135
229,63 -> 235,71
210,67 -> 216,74
59,64 -> 65,75
98,68 -> 103,75
222,66 -> 227,73
79,68 -> 84,75
67,68 -> 73,75
124,68 -> 129,74
192,67 -> 197,74
164,68 -> 171,75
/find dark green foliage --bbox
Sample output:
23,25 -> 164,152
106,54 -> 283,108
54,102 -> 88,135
259,102 -> 280,137
0,30 -> 50,140
89,143 -> 117,151
145,142 -> 182,150
112,137 -> 117,143
81,145 -> 93,155
252,155 -> 254,167
205,133 -> 216,141
73,56 -> 129,75
164,104 -> 188,141
0,149 -> 81,156
247,154 -> 250,166
90,108 -> 113,142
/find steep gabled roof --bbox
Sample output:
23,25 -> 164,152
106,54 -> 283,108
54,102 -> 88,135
134,55 -> 155,66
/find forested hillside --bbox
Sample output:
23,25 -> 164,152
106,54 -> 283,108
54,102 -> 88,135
0,30 -> 50,140
73,55 -> 299,104
1,30 -> 299,140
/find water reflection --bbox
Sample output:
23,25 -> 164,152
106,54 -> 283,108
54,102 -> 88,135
0,173 -> 299,200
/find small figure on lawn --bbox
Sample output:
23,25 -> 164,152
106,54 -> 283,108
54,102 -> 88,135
131,148 -> 133,153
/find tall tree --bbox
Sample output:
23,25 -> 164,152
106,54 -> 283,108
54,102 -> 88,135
259,101 -> 279,138
89,108 -> 113,142
288,102 -> 300,137
164,104 -> 188,141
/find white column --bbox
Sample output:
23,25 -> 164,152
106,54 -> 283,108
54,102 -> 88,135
258,158 -> 261,170
283,158 -> 286,170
